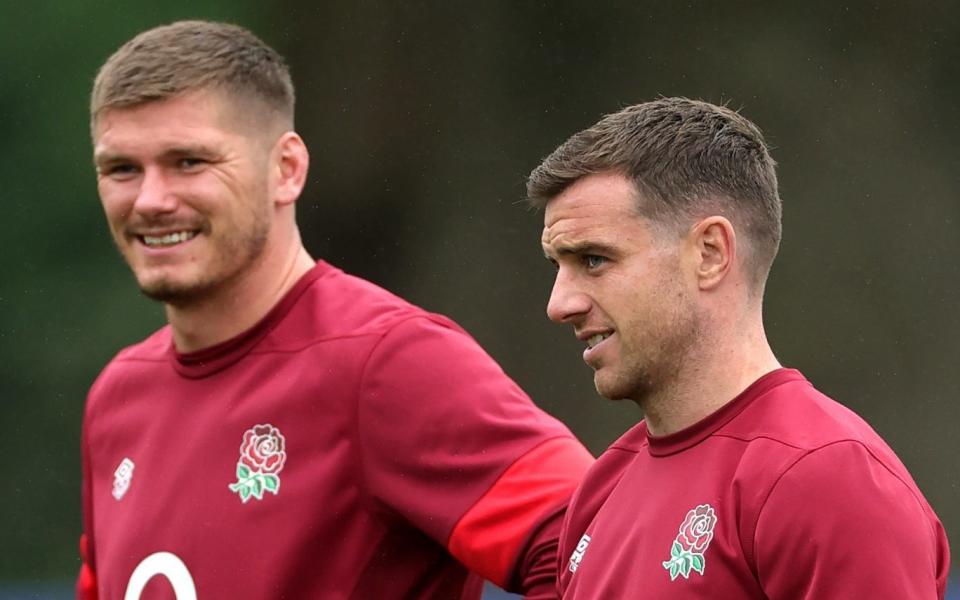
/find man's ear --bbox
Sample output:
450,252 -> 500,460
690,216 -> 735,291
272,132 -> 309,207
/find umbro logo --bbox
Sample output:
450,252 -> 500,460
568,533 -> 592,573
112,457 -> 135,500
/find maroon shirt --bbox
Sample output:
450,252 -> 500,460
78,261 -> 593,599
558,369 -> 950,599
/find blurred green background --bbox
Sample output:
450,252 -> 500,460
1,0 -> 957,589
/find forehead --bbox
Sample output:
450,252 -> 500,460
541,172 -> 650,250
96,89 -> 229,129
93,90 -> 247,154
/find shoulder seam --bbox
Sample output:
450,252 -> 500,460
747,438 -> 933,576
712,433 -> 809,452
254,309 -> 447,356
605,444 -> 643,455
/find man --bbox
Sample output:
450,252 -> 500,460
80,21 -> 593,599
529,98 -> 950,598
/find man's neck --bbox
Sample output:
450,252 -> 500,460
642,316 -> 781,437
166,242 -> 315,353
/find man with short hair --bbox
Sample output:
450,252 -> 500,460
80,20 -> 593,599
530,98 -> 950,598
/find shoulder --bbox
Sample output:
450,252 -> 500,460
576,423 -> 646,500
720,375 -> 924,505
560,424 -> 645,563
763,440 -> 932,517
89,326 -> 171,392
567,423 -> 647,519
717,374 -> 943,559
752,440 -> 948,596
84,326 -> 172,428
266,262 -> 467,349
110,326 -> 172,363
720,372 -> 898,458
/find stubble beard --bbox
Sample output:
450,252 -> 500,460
132,213 -> 271,307
595,284 -> 701,407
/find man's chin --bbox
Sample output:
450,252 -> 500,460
594,373 -> 625,401
594,370 -> 645,403
137,278 -> 207,306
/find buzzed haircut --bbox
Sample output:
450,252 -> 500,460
90,20 -> 295,131
527,98 -> 782,287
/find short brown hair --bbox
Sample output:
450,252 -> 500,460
91,20 -> 294,131
527,97 -> 782,287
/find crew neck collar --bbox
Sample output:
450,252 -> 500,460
646,368 -> 805,456
168,262 -> 332,379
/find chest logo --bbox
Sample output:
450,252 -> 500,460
112,457 -> 135,500
228,424 -> 287,503
662,503 -> 717,581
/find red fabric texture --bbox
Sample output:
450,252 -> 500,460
447,437 -> 594,588
77,534 -> 98,600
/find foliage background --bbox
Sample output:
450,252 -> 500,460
1,0 -> 957,587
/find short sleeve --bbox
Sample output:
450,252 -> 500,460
357,316 -> 591,587
754,441 -> 949,599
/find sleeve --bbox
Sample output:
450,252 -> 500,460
753,441 -> 950,599
357,316 -> 593,596
77,407 -> 99,600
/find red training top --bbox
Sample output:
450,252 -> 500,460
78,261 -> 593,600
559,369 -> 949,599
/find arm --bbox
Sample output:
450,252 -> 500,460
358,316 -> 593,597
753,441 -> 949,599
77,411 -> 98,600
446,437 -> 593,599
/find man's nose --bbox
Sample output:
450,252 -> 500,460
133,168 -> 178,216
546,270 -> 590,324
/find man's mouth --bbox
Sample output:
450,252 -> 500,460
139,230 -> 198,248
586,332 -> 612,349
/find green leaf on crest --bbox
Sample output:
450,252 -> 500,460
671,541 -> 682,558
680,555 -> 692,577
692,554 -> 705,574
263,474 -> 279,492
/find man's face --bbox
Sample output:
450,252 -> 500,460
541,172 -> 700,402
93,90 -> 275,305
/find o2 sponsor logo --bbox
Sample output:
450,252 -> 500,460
124,552 -> 196,600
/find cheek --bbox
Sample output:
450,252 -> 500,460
98,182 -> 134,224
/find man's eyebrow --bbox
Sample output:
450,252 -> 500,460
548,242 -> 618,257
162,144 -> 220,159
93,145 -> 219,166
93,151 -> 127,166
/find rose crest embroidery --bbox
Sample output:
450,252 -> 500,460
228,424 -> 287,503
662,504 -> 717,581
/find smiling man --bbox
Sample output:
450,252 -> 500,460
79,21 -> 593,599
529,98 -> 950,598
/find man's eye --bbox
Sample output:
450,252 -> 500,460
177,158 -> 206,170
103,164 -> 139,179
584,255 -> 607,269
